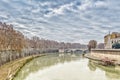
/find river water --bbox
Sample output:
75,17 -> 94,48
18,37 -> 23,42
13,53 -> 120,80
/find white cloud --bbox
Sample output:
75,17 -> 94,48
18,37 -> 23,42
0,0 -> 120,44
1,0 -> 10,3
44,2 -> 74,17
78,0 -> 92,11
94,1 -> 107,8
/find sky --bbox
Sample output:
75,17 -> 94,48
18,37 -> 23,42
0,0 -> 120,44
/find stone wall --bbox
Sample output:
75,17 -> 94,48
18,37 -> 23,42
0,49 -> 59,66
91,49 -> 120,63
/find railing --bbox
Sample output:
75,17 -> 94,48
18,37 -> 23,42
91,49 -> 120,55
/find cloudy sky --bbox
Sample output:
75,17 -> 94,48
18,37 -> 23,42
0,0 -> 120,44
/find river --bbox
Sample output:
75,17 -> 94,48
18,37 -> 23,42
13,53 -> 120,80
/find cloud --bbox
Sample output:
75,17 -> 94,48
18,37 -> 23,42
44,2 -> 74,17
94,0 -> 107,7
0,0 -> 120,44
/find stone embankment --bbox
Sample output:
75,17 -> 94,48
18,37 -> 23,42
0,54 -> 45,80
85,49 -> 120,66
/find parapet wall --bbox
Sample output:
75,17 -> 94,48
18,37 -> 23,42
91,49 -> 120,63
91,49 -> 120,55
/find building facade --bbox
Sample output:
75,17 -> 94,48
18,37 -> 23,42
104,32 -> 120,49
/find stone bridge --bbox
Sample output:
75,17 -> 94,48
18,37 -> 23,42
59,49 -> 88,53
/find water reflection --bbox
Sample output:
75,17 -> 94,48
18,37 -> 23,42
13,53 -> 83,80
13,53 -> 120,80
88,60 -> 120,80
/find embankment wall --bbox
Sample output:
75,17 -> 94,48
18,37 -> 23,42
91,49 -> 120,62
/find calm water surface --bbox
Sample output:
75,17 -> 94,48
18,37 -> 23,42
13,53 -> 120,80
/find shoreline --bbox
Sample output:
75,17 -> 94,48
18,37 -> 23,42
85,53 -> 120,66
0,54 -> 45,80
85,53 -> 102,61
85,49 -> 120,66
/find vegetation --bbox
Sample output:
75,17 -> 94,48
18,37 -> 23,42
0,22 -> 25,51
28,36 -> 87,50
97,43 -> 104,49
112,43 -> 120,49
88,40 -> 97,51
0,22 -> 87,66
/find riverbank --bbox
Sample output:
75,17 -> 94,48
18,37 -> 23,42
85,53 -> 102,61
85,49 -> 120,66
0,54 -> 45,80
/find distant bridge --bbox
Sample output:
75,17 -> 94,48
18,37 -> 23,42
59,49 -> 89,53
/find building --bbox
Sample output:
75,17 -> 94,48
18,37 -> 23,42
104,32 -> 120,49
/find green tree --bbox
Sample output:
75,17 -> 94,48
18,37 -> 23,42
112,43 -> 120,49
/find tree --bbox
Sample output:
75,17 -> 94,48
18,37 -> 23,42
112,43 -> 120,49
0,22 -> 89,66
88,40 -> 97,51
97,43 -> 104,49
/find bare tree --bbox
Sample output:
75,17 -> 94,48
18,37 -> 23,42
88,40 -> 97,51
97,43 -> 104,49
